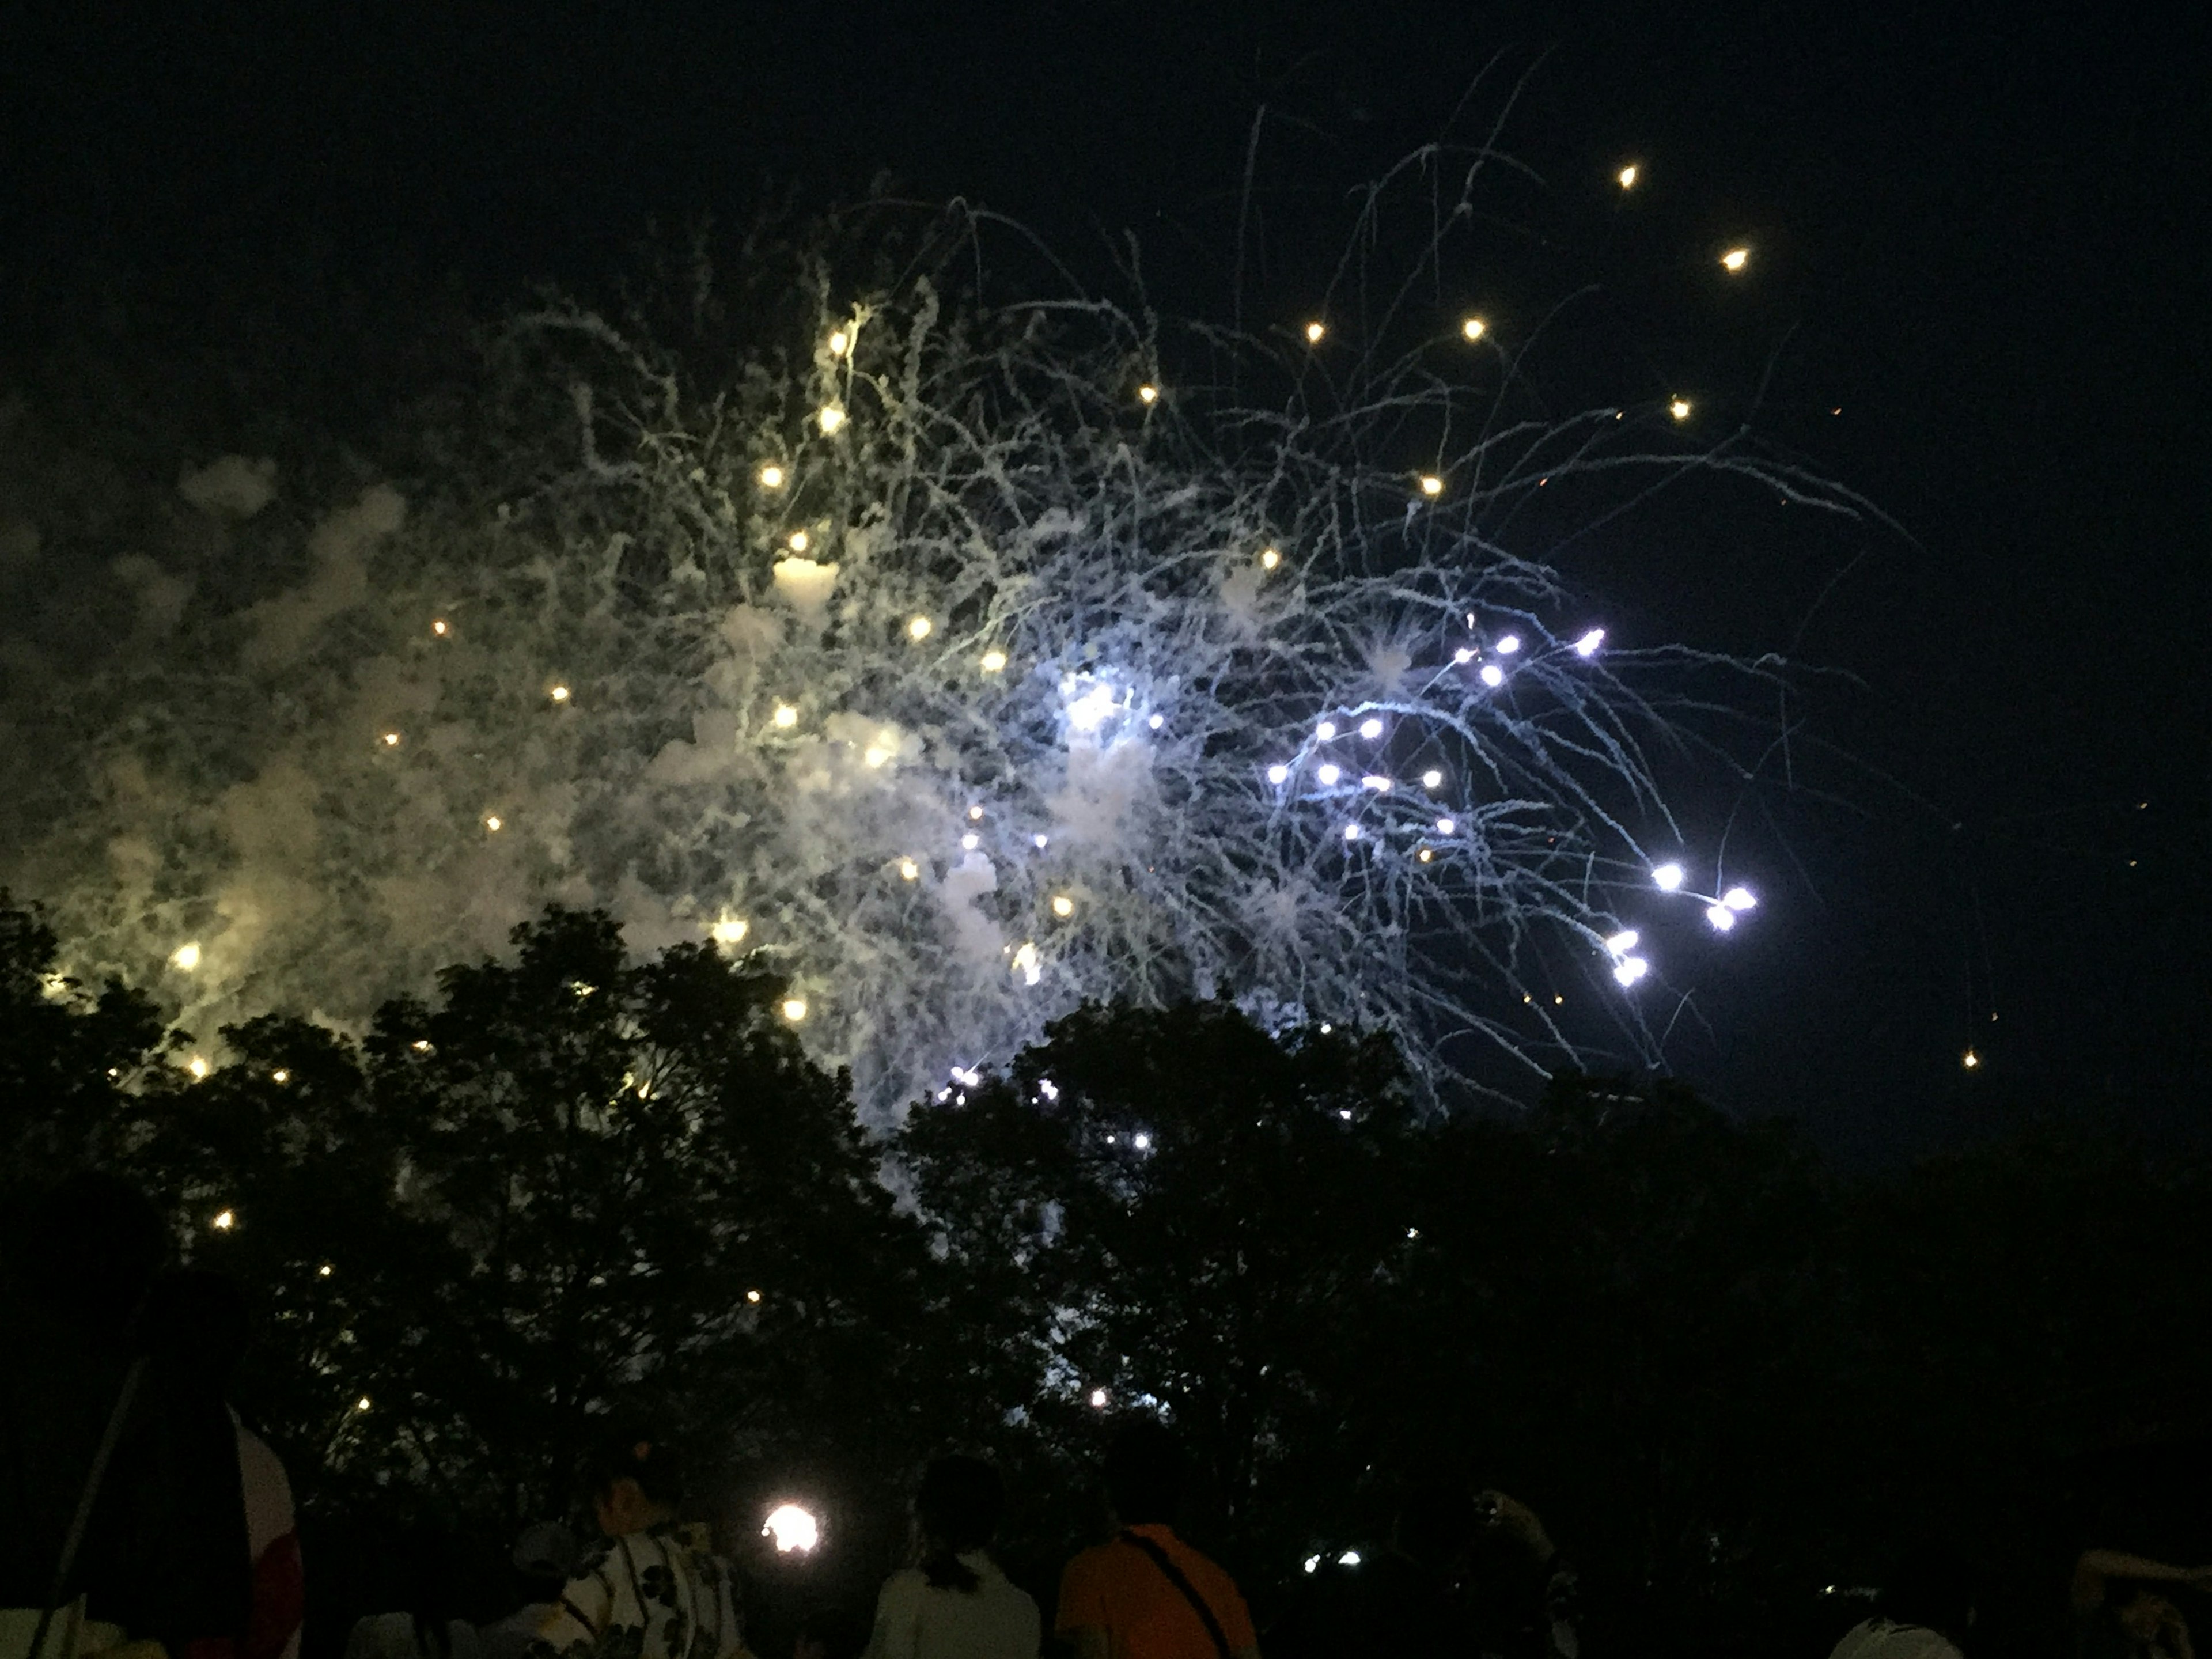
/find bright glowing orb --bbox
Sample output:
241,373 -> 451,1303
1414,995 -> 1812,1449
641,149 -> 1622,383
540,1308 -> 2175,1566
1653,863 -> 1686,891
817,404 -> 847,434
787,529 -> 810,552
773,704 -> 799,728
758,463 -> 785,489
781,997 -> 808,1022
1132,1131 -> 1152,1150
1266,764 -> 1290,785
1496,634 -> 1521,654
1066,684 -> 1118,731
968,805 -> 984,821
1962,1049 -> 1980,1070
550,684 -> 572,702
484,815 -> 503,832
1452,647 -> 1475,665
1359,717 -> 1384,740
172,942 -> 202,972
1051,895 -> 1075,918
763,1504 -> 820,1554
1343,824 -> 1361,842
381,731 -> 402,747
828,329 -> 851,357
1613,956 -> 1650,987
1418,474 -> 1444,498
1361,775 -> 1391,792
907,615 -> 932,641
1012,941 -> 1041,985
1479,664 -> 1505,687
1721,247 -> 1749,272
1088,1388 -> 1110,1408
1721,885 -> 1757,912
1260,547 -> 1281,570
1669,398 -> 1692,421
431,618 -> 448,636
1421,769 -> 1443,789
1573,629 -> 1605,657
188,1056 -> 210,1080
1461,317 -> 1486,341
863,746 -> 892,768
711,917 -> 749,945
1137,384 -> 1158,405
1304,1556 -> 1321,1575
1705,904 -> 1736,932
1316,764 -> 1342,786
1316,720 -> 1338,740
899,859 -> 919,881
1304,321 -> 1327,344
1604,929 -> 1639,954
960,832 -> 979,850
1435,817 -> 1455,835
1147,713 -> 1164,730
1339,1550 -> 1362,1567
211,1208 -> 234,1230
1617,164 -> 1639,189
980,649 -> 1008,673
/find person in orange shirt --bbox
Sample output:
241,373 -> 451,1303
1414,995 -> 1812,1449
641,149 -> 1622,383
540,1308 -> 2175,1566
1054,1423 -> 1260,1659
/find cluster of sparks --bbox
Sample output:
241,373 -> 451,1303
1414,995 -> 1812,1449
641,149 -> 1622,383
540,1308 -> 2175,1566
13,154 -> 1858,1112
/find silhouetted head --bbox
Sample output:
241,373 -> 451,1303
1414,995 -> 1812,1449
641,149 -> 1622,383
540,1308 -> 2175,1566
1104,1420 -> 1183,1528
584,1430 -> 683,1536
916,1456 -> 1005,1591
1395,1482 -> 1480,1570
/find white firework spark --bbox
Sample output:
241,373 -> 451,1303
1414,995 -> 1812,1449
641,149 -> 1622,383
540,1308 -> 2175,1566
1,185 -> 1862,1112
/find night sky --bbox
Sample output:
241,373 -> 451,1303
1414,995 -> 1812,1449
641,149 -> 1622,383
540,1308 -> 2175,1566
3,1 -> 2204,1162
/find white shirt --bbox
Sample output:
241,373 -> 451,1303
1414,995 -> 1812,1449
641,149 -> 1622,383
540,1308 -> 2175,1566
1828,1618 -> 1965,1659
863,1552 -> 1039,1659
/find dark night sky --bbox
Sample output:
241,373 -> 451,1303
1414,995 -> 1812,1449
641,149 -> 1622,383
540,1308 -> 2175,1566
3,1 -> 2206,1161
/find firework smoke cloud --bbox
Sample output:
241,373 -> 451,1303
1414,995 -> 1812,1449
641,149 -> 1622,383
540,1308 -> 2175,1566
0,161 -> 1868,1111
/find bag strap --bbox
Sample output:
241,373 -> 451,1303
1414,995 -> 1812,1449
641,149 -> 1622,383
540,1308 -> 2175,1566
1118,1531 -> 1232,1659
28,1354 -> 149,1659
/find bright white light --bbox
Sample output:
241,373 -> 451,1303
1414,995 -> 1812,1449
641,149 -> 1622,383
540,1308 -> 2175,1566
781,997 -> 808,1021
1479,664 -> 1505,687
1653,862 -> 1686,891
211,1208 -> 234,1230
484,815 -> 503,832
762,1505 -> 820,1554
711,917 -> 749,946
1137,384 -> 1158,405
1613,956 -> 1650,987
773,704 -> 798,728
1496,634 -> 1522,654
1132,1132 -> 1152,1150
1033,833 -> 1050,849
1461,317 -> 1487,341
1012,941 -> 1041,985
961,833 -> 979,850
171,942 -> 202,972
1267,764 -> 1290,785
980,649 -> 1008,673
1358,717 -> 1384,740
758,464 -> 785,489
899,859 -> 919,881
1453,647 -> 1475,665
355,1396 -> 372,1413
1343,824 -> 1361,842
1421,769 -> 1443,789
1304,321 -> 1327,344
431,618 -> 449,637
817,404 -> 847,434
1147,713 -> 1164,730
1721,247 -> 1749,273
1962,1050 -> 1980,1070
828,328 -> 851,356
863,747 -> 892,768
1669,397 -> 1692,421
381,731 -> 402,747
274,1070 -> 291,1085
1434,817 -> 1455,835
1705,904 -> 1736,932
1618,164 -> 1639,189
1361,775 -> 1391,792
1418,475 -> 1444,498
787,530 -> 810,552
1260,547 -> 1281,570
1038,1078 -> 1060,1101
1067,684 -> 1119,732
968,805 -> 985,820
1721,885 -> 1757,912
1304,1556 -> 1321,1575
1316,764 -> 1342,786
1051,895 -> 1075,918
1316,720 -> 1338,741
1604,929 -> 1640,955
1338,1550 -> 1362,1567
908,615 -> 933,641
188,1056 -> 210,1080
1573,628 -> 1605,657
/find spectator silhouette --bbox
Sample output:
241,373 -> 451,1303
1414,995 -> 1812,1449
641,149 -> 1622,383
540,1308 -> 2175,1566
862,1456 -> 1037,1659
1055,1422 -> 1257,1659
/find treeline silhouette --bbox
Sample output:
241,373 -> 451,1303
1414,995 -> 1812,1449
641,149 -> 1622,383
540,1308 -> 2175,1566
5,896 -> 2209,1657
